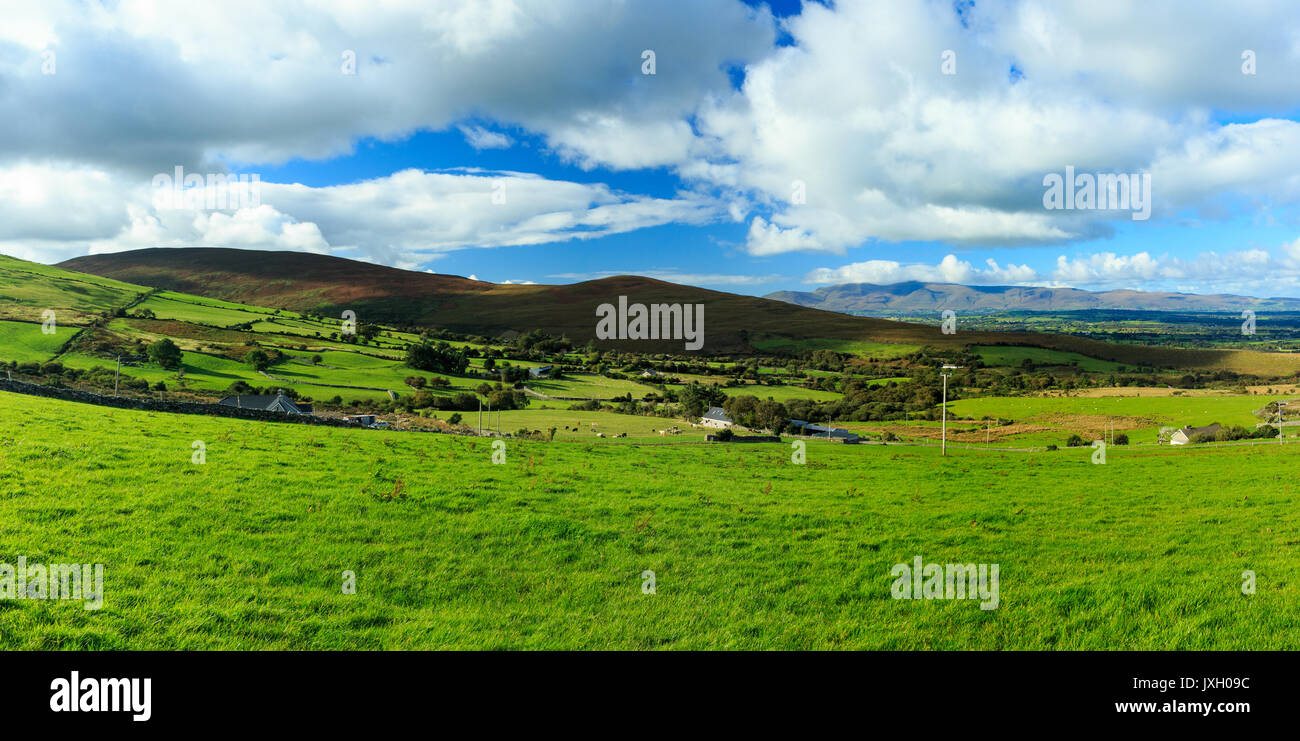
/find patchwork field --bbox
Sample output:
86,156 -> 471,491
947,394 -> 1271,444
973,345 -> 1127,373
1,391 -> 1296,650
749,335 -> 921,359
660,381 -> 842,403
467,409 -> 706,440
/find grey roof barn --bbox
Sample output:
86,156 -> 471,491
218,390 -> 312,415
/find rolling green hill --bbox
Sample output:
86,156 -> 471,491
0,253 -> 146,324
58,248 -> 1300,376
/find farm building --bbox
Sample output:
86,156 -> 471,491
788,419 -> 860,443
217,390 -> 311,415
699,406 -> 734,429
528,366 -> 554,378
1170,423 -> 1222,445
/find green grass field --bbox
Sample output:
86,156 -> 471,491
711,383 -> 842,402
469,409 -> 705,440
0,320 -> 77,364
973,345 -> 1126,372
948,394 -> 1269,442
2,390 -> 1296,649
526,373 -> 654,399
134,292 -> 280,327
0,254 -> 143,324
749,336 -> 920,359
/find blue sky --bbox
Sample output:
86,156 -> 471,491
4,1 -> 1300,297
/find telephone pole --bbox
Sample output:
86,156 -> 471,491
941,364 -> 960,456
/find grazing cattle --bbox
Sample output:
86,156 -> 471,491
596,432 -> 606,438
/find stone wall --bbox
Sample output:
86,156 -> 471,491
705,434 -> 783,443
0,379 -> 361,428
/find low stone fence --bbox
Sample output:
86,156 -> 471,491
705,434 -> 783,443
0,379 -> 361,428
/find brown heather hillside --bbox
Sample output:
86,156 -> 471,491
57,248 -> 1300,376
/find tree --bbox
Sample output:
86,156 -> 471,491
406,341 -> 469,375
678,382 -> 727,418
447,413 -> 463,426
245,348 -> 271,371
147,338 -> 183,370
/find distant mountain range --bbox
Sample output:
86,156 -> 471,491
764,282 -> 1300,315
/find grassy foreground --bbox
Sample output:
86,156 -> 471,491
1,390 -> 1297,650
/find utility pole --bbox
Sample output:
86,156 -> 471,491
940,364 -> 960,456
1279,401 -> 1286,444
114,356 -> 121,396
478,398 -> 482,435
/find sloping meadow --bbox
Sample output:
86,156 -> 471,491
0,391 -> 1296,649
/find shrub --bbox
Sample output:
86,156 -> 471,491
1065,434 -> 1085,447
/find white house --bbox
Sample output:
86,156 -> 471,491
699,406 -> 733,429
1170,424 -> 1221,445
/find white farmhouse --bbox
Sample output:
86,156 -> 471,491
699,406 -> 734,429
